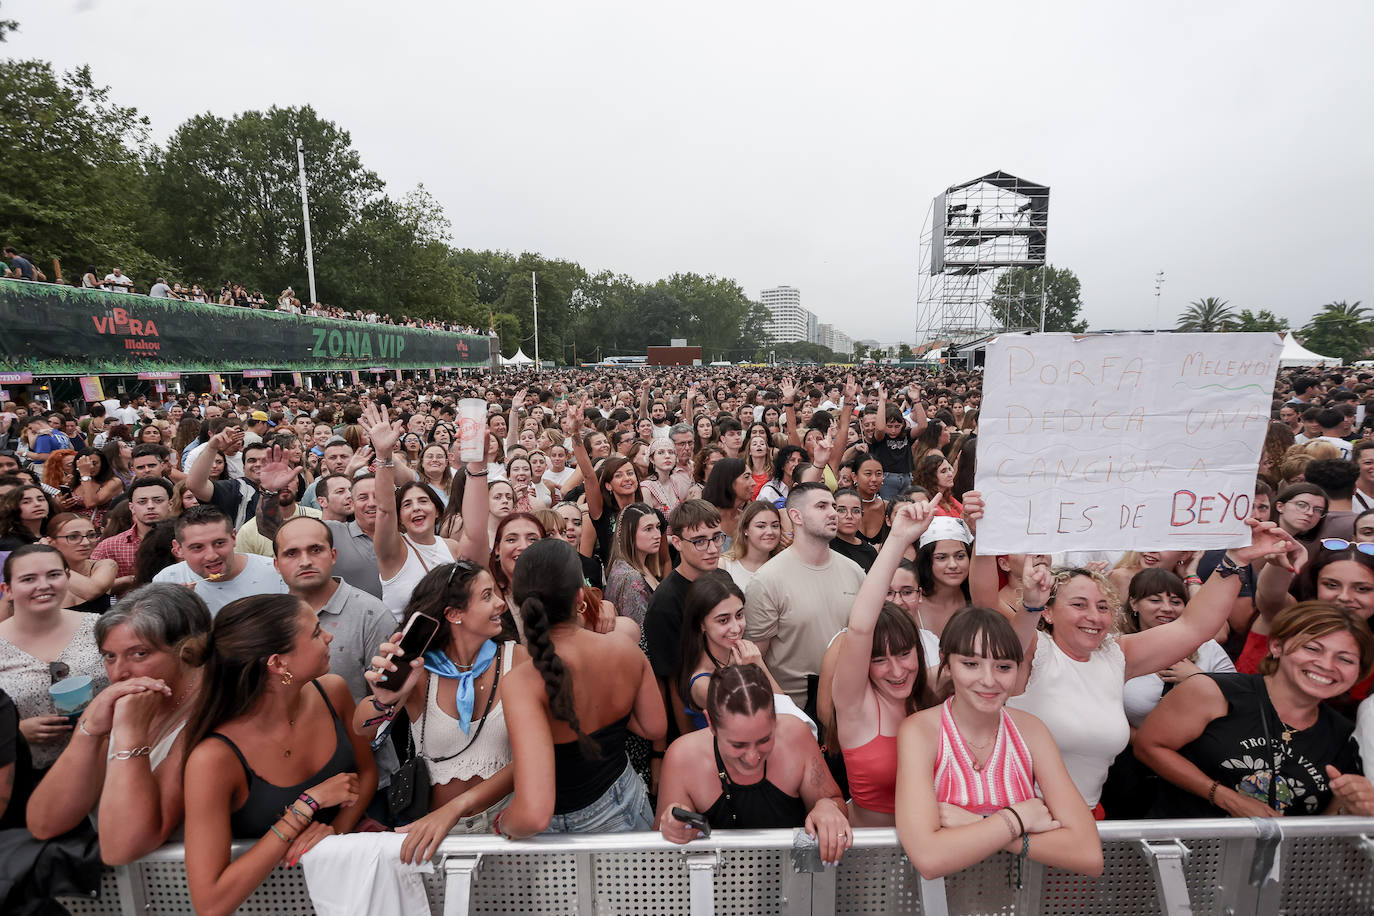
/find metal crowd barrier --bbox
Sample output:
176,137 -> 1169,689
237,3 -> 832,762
55,817 -> 1374,915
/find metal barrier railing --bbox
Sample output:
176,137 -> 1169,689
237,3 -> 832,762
56,817 -> 1374,915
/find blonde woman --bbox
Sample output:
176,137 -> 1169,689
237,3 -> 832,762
717,501 -> 782,593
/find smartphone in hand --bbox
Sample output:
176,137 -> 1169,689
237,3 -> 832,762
672,807 -> 711,838
376,612 -> 441,692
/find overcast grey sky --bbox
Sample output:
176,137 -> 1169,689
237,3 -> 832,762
7,1 -> 1372,343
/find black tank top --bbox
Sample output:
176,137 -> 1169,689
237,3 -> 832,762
209,680 -> 356,838
552,714 -> 631,814
704,737 -> 807,829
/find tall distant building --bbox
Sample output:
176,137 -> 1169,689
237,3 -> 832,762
760,285 -> 855,354
760,286 -> 813,344
819,323 -> 853,355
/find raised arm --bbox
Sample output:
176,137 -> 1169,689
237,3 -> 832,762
362,404 -> 405,578
780,377 -> 802,447
831,501 -> 935,712
963,491 -> 1002,609
455,456 -> 491,563
1119,520 -> 1296,680
871,384 -> 888,442
828,376 -> 858,477
188,427 -> 239,503
569,398 -> 604,522
1254,540 -> 1305,619
906,383 -> 929,436
504,389 -> 525,451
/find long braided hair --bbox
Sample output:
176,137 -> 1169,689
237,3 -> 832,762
511,538 -> 601,758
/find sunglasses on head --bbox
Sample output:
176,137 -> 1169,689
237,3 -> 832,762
443,559 -> 481,591
1320,538 -> 1374,556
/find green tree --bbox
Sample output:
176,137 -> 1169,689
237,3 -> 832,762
569,269 -> 641,362
659,273 -> 751,360
735,300 -> 772,360
771,341 -> 837,364
853,341 -> 870,361
1232,309 -> 1288,333
495,253 -> 587,366
897,343 -> 914,360
1175,297 -> 1237,332
0,60 -> 164,281
144,105 -> 383,299
1300,301 -> 1372,364
491,312 -> 522,358
986,265 -> 1087,333
321,186 -> 479,322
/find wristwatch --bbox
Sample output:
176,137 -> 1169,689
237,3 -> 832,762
81,475 -> 93,482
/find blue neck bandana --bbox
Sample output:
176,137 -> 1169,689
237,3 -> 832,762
423,639 -> 497,734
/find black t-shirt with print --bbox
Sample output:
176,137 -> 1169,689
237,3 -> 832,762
869,426 -> 914,476
1151,673 -> 1360,818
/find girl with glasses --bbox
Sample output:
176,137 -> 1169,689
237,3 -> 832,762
43,513 -> 116,614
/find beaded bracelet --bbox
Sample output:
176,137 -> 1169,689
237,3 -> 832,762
996,808 -> 1019,840
270,824 -> 292,844
1207,781 -> 1220,806
1003,805 -> 1026,837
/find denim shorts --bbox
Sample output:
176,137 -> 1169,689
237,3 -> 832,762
543,763 -> 653,834
451,794 -> 512,836
879,472 -> 911,501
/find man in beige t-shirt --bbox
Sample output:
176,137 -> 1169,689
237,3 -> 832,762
744,482 -> 865,709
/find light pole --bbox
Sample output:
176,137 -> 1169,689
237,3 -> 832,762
531,271 -> 540,369
296,138 -> 318,305
1153,271 -> 1166,332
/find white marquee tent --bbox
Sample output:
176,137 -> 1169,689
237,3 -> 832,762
501,348 -> 534,367
1278,332 -> 1338,367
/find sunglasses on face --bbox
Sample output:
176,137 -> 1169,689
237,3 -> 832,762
1320,538 -> 1374,556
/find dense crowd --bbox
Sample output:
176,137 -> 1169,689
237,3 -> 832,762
0,247 -> 483,335
3,363 -> 1374,911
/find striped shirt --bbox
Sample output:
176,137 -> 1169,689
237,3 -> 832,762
933,698 -> 1035,816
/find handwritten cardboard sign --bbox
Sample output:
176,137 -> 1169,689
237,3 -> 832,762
974,332 -> 1282,553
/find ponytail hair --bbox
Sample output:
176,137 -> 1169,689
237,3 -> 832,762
180,594 -> 304,773
512,538 -> 600,758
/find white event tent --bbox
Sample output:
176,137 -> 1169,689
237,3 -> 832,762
1278,332 -> 1338,367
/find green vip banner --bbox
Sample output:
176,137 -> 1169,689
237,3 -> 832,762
0,280 -> 490,375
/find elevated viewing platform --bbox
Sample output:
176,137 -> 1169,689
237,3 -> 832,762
0,279 -> 491,377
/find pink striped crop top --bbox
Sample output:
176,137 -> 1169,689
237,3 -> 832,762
933,697 -> 1035,816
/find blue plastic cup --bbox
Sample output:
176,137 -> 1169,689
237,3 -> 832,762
49,675 -> 94,715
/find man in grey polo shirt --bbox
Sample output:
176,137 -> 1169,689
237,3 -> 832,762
324,473 -> 384,599
274,514 -> 399,816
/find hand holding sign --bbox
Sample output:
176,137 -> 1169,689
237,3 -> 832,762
974,333 -> 1282,553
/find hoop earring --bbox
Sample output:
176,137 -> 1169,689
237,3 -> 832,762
280,670 -> 294,686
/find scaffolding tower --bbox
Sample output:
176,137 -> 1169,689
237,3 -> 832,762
916,171 -> 1050,345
